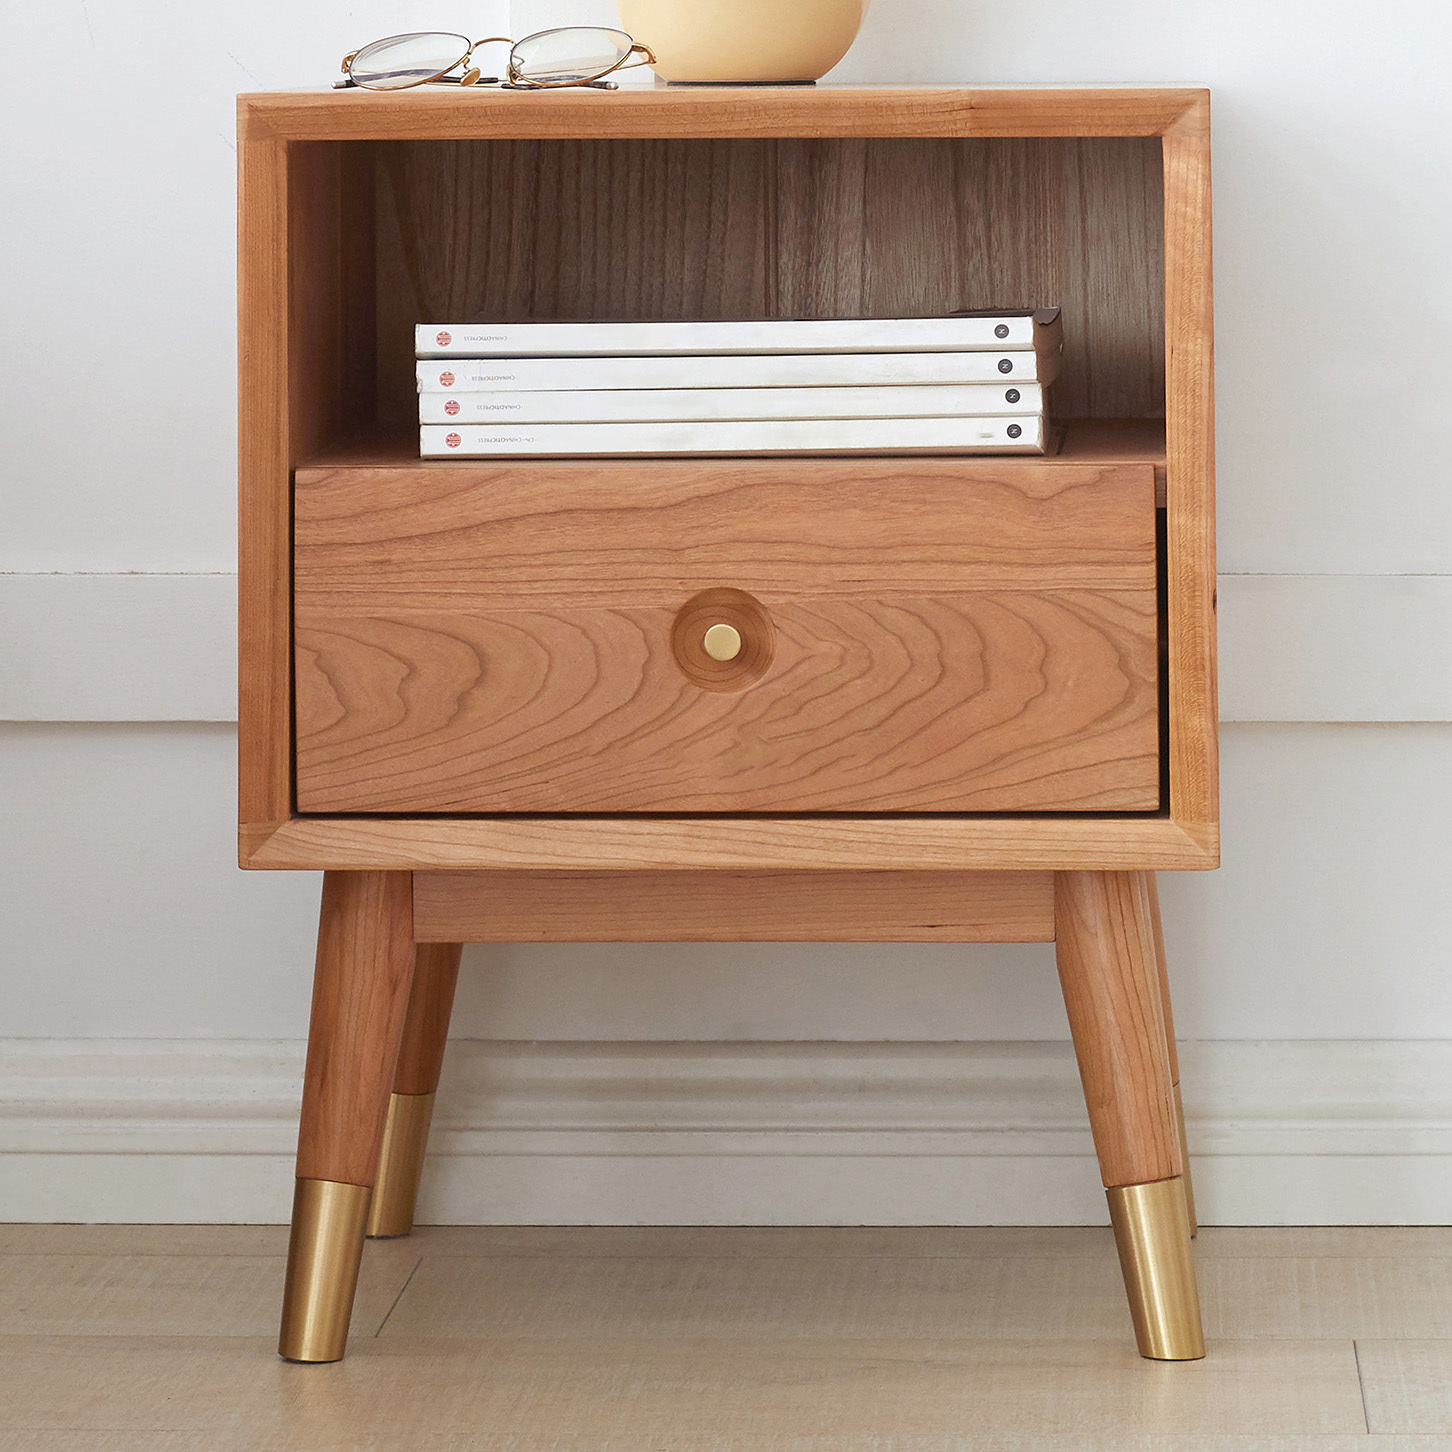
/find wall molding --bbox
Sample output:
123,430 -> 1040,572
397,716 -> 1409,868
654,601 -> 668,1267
4,1038 -> 1450,1225
4,571 -> 1452,723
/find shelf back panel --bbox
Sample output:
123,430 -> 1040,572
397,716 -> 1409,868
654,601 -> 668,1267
370,136 -> 1164,427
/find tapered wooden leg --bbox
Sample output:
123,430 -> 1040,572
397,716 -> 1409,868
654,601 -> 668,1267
1143,873 -> 1197,1235
368,942 -> 462,1238
1055,870 -> 1205,1361
280,871 -> 414,1363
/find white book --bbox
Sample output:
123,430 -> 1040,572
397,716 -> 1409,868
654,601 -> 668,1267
416,310 -> 1062,359
419,383 -> 1044,425
420,415 -> 1044,459
417,350 -> 1056,391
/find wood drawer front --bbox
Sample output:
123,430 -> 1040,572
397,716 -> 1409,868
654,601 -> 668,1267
293,460 -> 1160,814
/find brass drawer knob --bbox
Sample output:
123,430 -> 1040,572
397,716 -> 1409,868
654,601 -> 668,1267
671,588 -> 774,692
702,622 -> 742,661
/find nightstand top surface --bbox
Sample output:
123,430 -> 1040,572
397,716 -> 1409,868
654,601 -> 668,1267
238,84 -> 1208,143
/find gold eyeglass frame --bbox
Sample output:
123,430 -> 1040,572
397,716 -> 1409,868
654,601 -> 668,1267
337,27 -> 657,92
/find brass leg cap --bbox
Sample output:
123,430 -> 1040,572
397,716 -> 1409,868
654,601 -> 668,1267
1107,1177 -> 1206,1361
1174,1083 -> 1198,1237
368,1092 -> 437,1238
279,1178 -> 371,1362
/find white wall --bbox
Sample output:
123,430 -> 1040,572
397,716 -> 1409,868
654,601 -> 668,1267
2,0 -> 1451,1222
3,720 -> 1452,1044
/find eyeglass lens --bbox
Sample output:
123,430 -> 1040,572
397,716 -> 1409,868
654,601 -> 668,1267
347,32 -> 473,90
510,27 -> 636,84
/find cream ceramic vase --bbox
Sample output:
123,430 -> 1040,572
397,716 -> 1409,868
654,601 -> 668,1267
615,0 -> 868,83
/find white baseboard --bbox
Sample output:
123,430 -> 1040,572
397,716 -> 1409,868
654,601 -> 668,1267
3,1039 -> 1449,1225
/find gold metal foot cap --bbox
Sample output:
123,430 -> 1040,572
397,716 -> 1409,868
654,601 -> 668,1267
367,1092 -> 437,1238
279,1178 -> 371,1362
1107,1177 -> 1206,1361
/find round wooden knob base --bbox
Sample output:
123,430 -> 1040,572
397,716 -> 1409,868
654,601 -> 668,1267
671,588 -> 774,691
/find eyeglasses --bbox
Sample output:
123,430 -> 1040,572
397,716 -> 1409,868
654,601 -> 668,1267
335,26 -> 656,92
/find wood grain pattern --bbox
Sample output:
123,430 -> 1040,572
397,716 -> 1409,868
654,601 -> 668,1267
1054,870 -> 1180,1188
296,871 -> 415,1186
238,125 -> 377,831
373,137 -> 774,430
1163,100 -> 1218,849
412,870 -> 1055,943
769,137 -> 1162,421
392,942 -> 461,1096
288,143 -> 372,463
240,87 -> 1208,143
293,460 -> 1159,814
242,815 -> 1218,873
1059,419 -> 1167,505
1142,872 -> 1179,1084
236,119 -> 292,829
235,87 -> 1215,875
670,587 -> 776,693
372,136 -> 1162,427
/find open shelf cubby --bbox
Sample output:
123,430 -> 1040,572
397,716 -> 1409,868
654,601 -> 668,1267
287,134 -> 1166,454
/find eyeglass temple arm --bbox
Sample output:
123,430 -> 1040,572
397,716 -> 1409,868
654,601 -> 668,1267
579,42 -> 657,79
573,42 -> 654,85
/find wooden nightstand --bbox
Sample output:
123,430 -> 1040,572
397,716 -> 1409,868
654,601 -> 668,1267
238,85 -> 1215,1365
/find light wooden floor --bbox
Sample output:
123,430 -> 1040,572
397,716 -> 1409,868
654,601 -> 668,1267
2,1226 -> 1452,1450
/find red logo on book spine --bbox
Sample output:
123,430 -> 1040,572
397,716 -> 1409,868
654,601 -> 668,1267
445,432 -> 461,448
439,371 -> 455,387
444,399 -> 460,416
436,331 -> 452,348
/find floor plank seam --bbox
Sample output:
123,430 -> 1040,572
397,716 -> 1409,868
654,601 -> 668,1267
1353,1337 -> 1372,1434
372,1253 -> 424,1337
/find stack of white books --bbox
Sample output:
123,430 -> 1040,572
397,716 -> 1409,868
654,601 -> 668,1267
415,311 -> 1062,459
